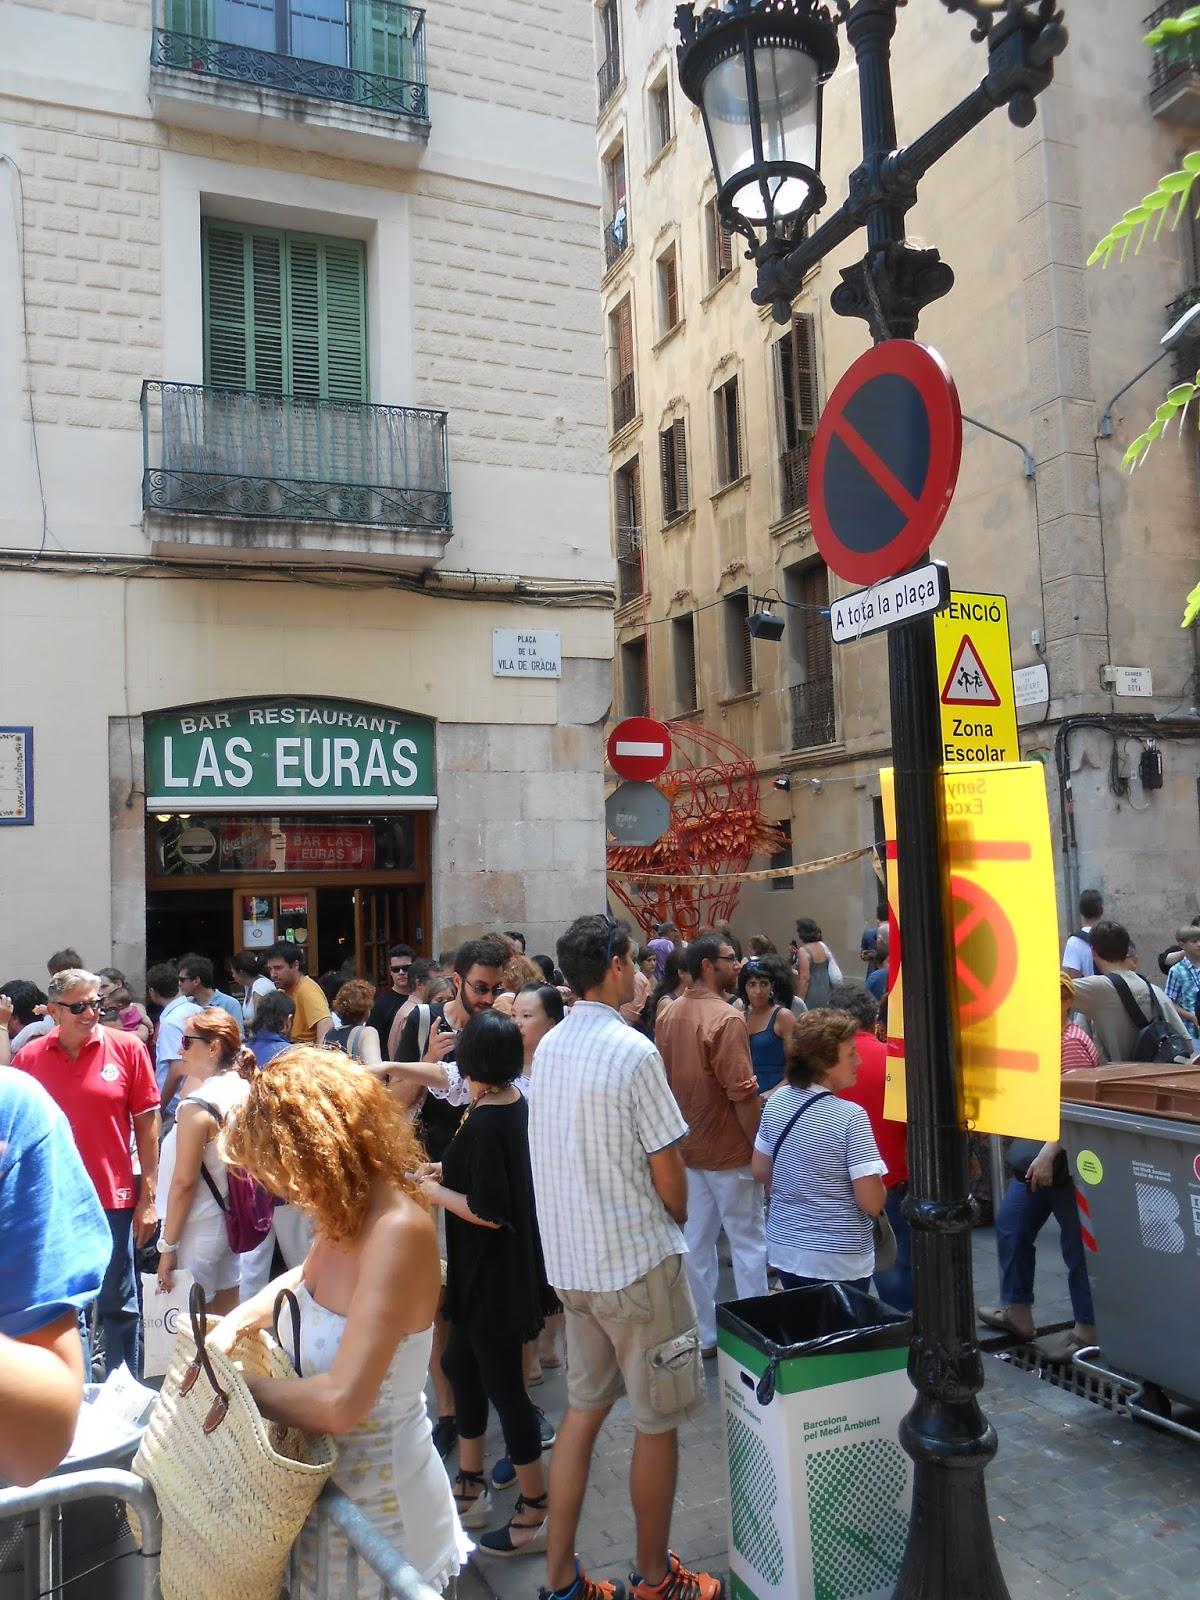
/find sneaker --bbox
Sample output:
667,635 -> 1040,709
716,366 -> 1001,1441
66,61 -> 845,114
536,1407 -> 557,1449
431,1415 -> 458,1460
538,1560 -> 627,1600
629,1551 -> 725,1600
491,1454 -> 517,1489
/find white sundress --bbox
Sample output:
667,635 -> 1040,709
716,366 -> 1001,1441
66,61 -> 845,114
291,1282 -> 470,1597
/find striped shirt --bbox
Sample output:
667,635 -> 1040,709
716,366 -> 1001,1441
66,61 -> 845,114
527,1000 -> 688,1293
755,1085 -> 886,1282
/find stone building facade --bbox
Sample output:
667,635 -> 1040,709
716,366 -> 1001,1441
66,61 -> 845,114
599,0 -> 1200,960
0,0 -> 612,979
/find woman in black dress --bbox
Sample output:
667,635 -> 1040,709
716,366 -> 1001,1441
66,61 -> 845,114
416,1008 -> 556,1558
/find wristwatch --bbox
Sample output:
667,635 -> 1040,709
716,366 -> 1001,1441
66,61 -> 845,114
156,1237 -> 179,1254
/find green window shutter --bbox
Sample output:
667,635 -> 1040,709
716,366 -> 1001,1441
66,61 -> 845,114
203,223 -> 366,400
321,238 -> 368,402
351,1 -> 413,80
165,0 -> 212,36
202,221 -> 284,393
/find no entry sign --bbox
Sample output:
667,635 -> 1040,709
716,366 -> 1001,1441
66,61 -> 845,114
607,717 -> 672,782
810,341 -> 962,585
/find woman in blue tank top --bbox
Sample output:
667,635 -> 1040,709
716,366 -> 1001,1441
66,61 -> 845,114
737,958 -> 797,1094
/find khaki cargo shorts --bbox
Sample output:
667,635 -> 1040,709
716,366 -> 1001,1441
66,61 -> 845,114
556,1253 -> 706,1434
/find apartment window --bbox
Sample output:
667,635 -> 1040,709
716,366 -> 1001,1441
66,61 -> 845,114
615,456 -> 643,606
785,559 -> 835,748
657,245 -> 680,336
672,613 -> 698,714
723,588 -> 754,697
713,373 -> 742,487
768,819 -> 794,892
659,417 -> 689,523
609,296 -> 635,433
597,0 -> 621,109
603,144 -> 629,269
621,635 -> 649,718
704,197 -> 734,288
649,73 -> 672,157
773,314 -> 820,515
203,220 -> 367,399
165,0 -> 417,81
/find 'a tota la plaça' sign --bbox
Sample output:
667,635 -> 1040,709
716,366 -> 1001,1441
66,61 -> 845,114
145,698 -> 436,812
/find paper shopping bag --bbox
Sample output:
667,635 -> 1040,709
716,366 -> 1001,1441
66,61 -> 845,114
141,1270 -> 195,1379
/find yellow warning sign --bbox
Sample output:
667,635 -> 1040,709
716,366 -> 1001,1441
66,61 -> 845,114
934,592 -> 1019,763
881,762 -> 1060,1140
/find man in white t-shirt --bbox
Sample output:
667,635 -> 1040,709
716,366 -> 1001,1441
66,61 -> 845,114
1071,920 -> 1189,1062
528,914 -> 723,1600
1061,889 -> 1103,978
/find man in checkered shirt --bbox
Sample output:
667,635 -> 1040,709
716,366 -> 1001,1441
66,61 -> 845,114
528,914 -> 723,1600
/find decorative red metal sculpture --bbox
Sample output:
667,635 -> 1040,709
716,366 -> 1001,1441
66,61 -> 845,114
607,720 -> 786,938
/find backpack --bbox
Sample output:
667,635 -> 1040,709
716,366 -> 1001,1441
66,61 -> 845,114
1105,974 -> 1191,1065
192,1097 -> 276,1253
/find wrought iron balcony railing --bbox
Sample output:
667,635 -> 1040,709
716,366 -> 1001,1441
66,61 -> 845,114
790,677 -> 836,750
1146,2 -> 1200,117
616,522 -> 643,606
141,382 -> 451,531
779,440 -> 812,516
611,374 -> 636,435
604,213 -> 630,272
151,0 -> 428,122
597,50 -> 622,112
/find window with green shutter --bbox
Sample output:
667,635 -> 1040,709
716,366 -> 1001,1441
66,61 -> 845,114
202,220 -> 368,401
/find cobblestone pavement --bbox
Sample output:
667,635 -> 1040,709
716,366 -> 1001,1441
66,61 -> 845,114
457,1229 -> 1200,1600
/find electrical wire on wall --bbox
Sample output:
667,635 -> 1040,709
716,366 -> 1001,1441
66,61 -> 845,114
1,153 -> 54,559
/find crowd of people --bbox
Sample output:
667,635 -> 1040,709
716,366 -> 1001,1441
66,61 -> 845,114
2,890 -> 1192,1595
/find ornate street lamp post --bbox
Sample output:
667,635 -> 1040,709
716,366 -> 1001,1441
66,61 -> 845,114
676,4 -> 1068,1599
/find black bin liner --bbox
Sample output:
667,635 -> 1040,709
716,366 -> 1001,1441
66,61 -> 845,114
718,1284 -> 912,1404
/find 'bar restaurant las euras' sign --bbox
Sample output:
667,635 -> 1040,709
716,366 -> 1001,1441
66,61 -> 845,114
145,699 -> 437,812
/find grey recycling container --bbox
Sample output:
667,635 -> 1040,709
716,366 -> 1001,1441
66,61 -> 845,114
0,1384 -> 148,1600
717,1285 -> 913,1600
1061,1101 -> 1200,1407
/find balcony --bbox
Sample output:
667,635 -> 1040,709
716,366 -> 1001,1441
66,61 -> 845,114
1145,3 -> 1200,123
150,0 -> 429,164
779,441 -> 812,517
790,677 -> 836,750
616,523 -> 643,607
611,373 -> 636,435
142,381 -> 451,569
597,50 -> 622,113
604,213 -> 630,274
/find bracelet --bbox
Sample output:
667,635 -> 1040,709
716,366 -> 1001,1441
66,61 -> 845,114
156,1238 -> 179,1254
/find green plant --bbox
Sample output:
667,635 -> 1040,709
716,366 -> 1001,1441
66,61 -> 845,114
1087,9 -> 1200,624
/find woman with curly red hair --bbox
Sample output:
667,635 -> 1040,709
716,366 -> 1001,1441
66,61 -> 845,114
212,1046 -> 469,1597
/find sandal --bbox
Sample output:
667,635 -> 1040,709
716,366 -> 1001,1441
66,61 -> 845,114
453,1469 -> 495,1529
976,1305 -> 1035,1341
477,1492 -> 550,1558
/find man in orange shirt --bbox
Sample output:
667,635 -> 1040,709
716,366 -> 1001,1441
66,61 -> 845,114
655,933 -> 765,1354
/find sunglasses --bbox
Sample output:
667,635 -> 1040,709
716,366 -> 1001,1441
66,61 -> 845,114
56,997 -> 102,1015
179,1034 -> 212,1050
390,964 -> 412,974
466,980 -> 505,998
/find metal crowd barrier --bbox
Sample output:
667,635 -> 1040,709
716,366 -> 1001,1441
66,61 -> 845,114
0,1472 -> 443,1600
291,1486 -> 446,1600
0,1467 -> 161,1599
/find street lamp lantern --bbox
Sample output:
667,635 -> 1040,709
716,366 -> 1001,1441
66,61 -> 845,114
676,0 -> 840,261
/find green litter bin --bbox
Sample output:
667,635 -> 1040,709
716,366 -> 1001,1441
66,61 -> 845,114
717,1286 -> 913,1600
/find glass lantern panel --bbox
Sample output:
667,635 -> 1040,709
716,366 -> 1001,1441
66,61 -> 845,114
702,43 -> 819,223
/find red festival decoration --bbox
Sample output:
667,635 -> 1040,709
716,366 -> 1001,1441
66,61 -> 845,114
606,721 -> 785,938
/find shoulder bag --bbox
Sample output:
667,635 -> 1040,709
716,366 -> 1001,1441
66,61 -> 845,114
131,1282 -> 337,1600
770,1089 -> 896,1273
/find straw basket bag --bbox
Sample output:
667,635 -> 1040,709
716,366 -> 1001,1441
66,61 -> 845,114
131,1283 -> 338,1600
